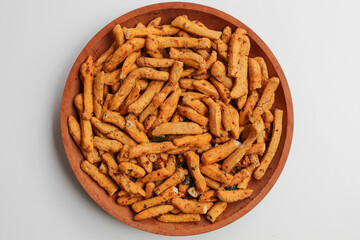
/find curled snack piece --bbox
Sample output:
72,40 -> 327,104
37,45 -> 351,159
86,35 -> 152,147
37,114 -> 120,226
216,189 -> 253,203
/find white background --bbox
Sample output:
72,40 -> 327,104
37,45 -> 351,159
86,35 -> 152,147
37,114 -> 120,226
1,0 -> 359,239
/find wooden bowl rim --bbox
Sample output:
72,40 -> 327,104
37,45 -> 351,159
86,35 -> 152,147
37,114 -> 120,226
60,2 -> 294,236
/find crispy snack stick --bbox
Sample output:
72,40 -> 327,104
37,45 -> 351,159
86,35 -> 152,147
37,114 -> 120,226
253,109 -> 283,180
117,196 -> 143,205
111,171 -> 146,197
119,51 -> 141,80
169,48 -> 206,69
246,142 -> 266,155
123,25 -> 180,39
146,34 -> 211,51
217,101 -> 234,132
141,168 -> 173,183
248,58 -> 262,90
137,57 -> 175,68
211,61 -> 233,89
165,154 -> 177,173
228,104 -> 242,139
177,105 -> 209,126
118,162 -> 146,178
216,189 -> 253,203
214,39 -> 228,61
157,213 -> 201,222
172,197 -> 212,214
67,116 -> 100,163
254,56 -> 269,80
237,155 -> 259,189
202,96 -> 224,137
195,50 -> 217,75
128,142 -> 177,158
149,87 -> 182,131
94,42 -> 116,73
179,78 -> 196,90
133,205 -> 174,221
180,91 -> 205,100
184,151 -> 207,193
204,176 -> 221,190
181,95 -> 208,116
221,26 -> 232,44
239,90 -> 259,125
201,140 -> 240,165
90,117 -> 137,146
144,115 -> 157,131
113,24 -> 125,47
128,81 -> 165,115
210,78 -> 231,105
80,160 -> 118,196
181,68 -> 196,77
102,110 -> 126,129
119,85 -> 141,115
103,38 -> 146,72
154,168 -> 185,195
222,125 -> 259,172
173,133 -> 212,148
228,28 -> 247,77
124,115 -> 149,143
200,164 -> 232,184
199,190 -> 218,203
171,15 -> 221,40
147,17 -> 161,27
230,36 -> 250,98
98,162 -> 108,175
132,187 -> 178,212
80,56 -> 94,120
104,69 -> 121,85
145,182 -> 156,199
93,71 -> 105,119
93,136 -> 122,153
221,169 -> 250,188
193,80 -> 220,100
206,201 -> 227,222
152,122 -> 203,136
249,77 -> 280,123
108,68 -> 169,110
137,155 -> 152,173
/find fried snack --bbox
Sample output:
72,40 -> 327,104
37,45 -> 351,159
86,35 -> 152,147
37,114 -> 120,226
146,34 -> 211,51
80,118 -> 93,152
237,156 -> 259,189
111,172 -> 146,197
80,56 -> 94,120
182,96 -> 207,116
93,71 -> 105,119
128,142 -> 177,158
254,56 -> 269,80
119,85 -> 141,114
144,115 -> 157,131
217,101 -> 233,131
210,78 -> 231,105
68,116 -> 100,163
228,28 -> 247,77
157,213 -> 201,222
201,140 -> 240,165
154,168 -> 185,195
150,88 -> 182,130
184,151 -> 207,193
93,136 -> 122,153
215,39 -> 228,61
152,122 -> 203,136
102,110 -> 126,129
253,109 -> 283,180
171,15 -> 221,40
202,96 -> 223,137
165,154 -> 177,173
249,77 -> 280,123
211,61 -> 233,89
118,162 -> 146,178
117,196 -> 143,205
221,26 -> 232,44
147,17 -> 161,27
120,51 -> 141,80
177,105 -> 209,126
239,90 -> 259,125
199,190 -> 218,203
204,176 -> 221,190
123,25 -> 179,39
137,57 -> 175,68
108,68 -> 169,110
193,80 -> 220,100
124,115 -> 148,143
216,189 -> 253,203
200,164 -> 232,184
113,24 -> 125,47
222,126 -> 259,172
173,133 -> 212,148
94,42 -> 116,73
145,182 -> 156,199
169,48 -> 206,69
133,205 -> 174,221
206,201 -> 227,222
104,69 -> 120,85
90,117 -> 136,146
103,38 -> 146,72
230,35 -> 250,98
141,168 -> 173,183
80,160 -> 118,196
222,169 -> 250,188
172,197 -> 210,214
248,58 -> 262,90
196,50 -> 217,75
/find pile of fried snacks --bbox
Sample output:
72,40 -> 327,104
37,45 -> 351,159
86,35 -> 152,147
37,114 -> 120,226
68,15 -> 283,223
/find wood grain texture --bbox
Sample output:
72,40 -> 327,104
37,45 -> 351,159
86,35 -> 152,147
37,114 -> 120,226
60,2 -> 294,236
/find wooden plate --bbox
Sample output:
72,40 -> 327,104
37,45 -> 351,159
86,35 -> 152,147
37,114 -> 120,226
60,2 -> 294,236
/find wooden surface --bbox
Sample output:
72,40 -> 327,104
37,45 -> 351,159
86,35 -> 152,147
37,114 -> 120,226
60,2 -> 294,236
